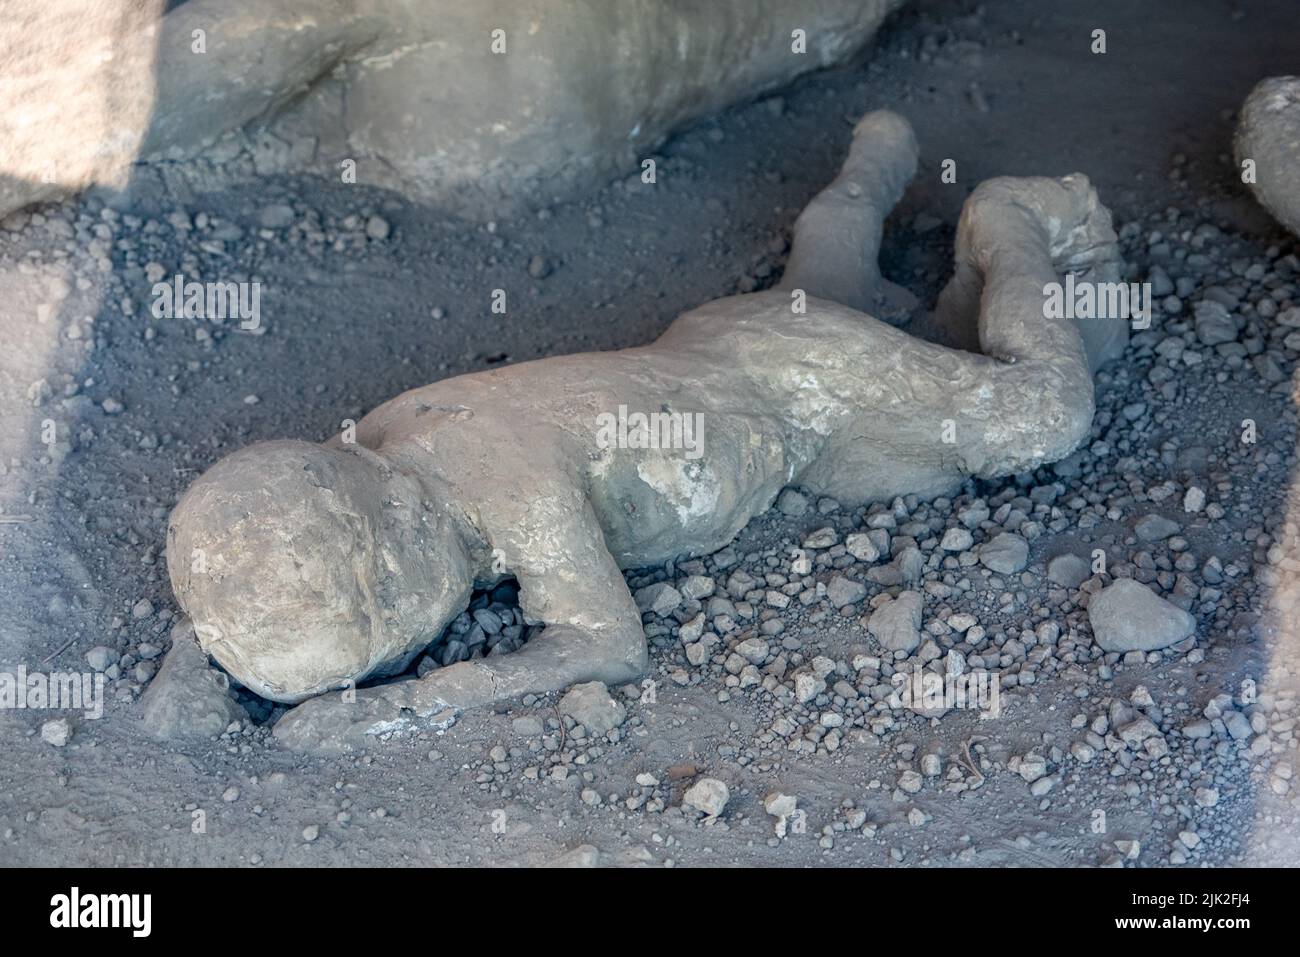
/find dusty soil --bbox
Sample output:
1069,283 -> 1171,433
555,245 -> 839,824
2,0 -> 1299,867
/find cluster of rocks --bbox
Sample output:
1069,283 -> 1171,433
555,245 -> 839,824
417,582 -> 538,672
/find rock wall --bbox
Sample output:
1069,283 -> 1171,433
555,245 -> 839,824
0,0 -> 904,218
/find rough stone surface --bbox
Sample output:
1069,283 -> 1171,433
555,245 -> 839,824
978,533 -> 1029,574
40,718 -> 71,747
867,591 -> 923,653
1087,579 -> 1197,653
683,777 -> 730,817
139,620 -> 249,740
558,681 -> 626,735
1046,553 -> 1090,588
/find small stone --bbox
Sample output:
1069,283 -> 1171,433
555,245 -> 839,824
867,591 -> 923,653
978,533 -> 1028,574
365,215 -> 391,240
683,778 -> 729,817
552,844 -> 600,867
302,824 -> 320,842
678,575 -> 715,601
40,718 -> 72,747
764,792 -> 798,836
1183,487 -> 1206,513
802,526 -> 838,549
794,671 -> 826,704
140,620 -> 248,741
1135,514 -> 1181,542
776,488 -> 808,517
512,715 -> 543,736
939,528 -> 974,551
844,532 -> 880,562
527,254 -> 552,278
259,204 -> 295,229
85,646 -> 119,672
558,681 -> 626,735
1117,717 -> 1161,748
1192,299 -> 1237,345
1046,553 -> 1090,588
1018,754 -> 1048,782
131,598 -> 154,619
1087,579 -> 1196,652
826,575 -> 868,607
633,582 -> 682,617
735,636 -> 769,665
1223,710 -> 1253,741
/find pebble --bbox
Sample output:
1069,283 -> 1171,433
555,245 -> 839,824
683,778 -> 729,817
1135,514 -> 1180,542
1192,299 -> 1237,345
867,591 -> 923,652
40,718 -> 72,747
939,528 -> 974,551
634,582 -> 682,617
776,488 -> 808,517
763,792 -> 798,836
512,716 -> 544,736
826,574 -> 868,607
1046,553 -> 1090,588
85,646 -> 119,671
802,526 -> 838,549
558,681 -> 626,735
978,533 -> 1028,574
259,204 -> 295,229
844,532 -> 880,562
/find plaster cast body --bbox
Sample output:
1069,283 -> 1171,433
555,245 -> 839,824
166,112 -> 1126,751
1235,76 -> 1300,238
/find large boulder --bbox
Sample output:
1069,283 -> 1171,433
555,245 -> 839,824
0,0 -> 905,218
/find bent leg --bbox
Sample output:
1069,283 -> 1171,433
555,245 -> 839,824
777,110 -> 919,315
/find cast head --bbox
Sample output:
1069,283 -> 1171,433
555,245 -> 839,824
166,440 -> 474,702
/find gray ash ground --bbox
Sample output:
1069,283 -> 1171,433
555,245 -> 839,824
2,0 -> 1299,866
